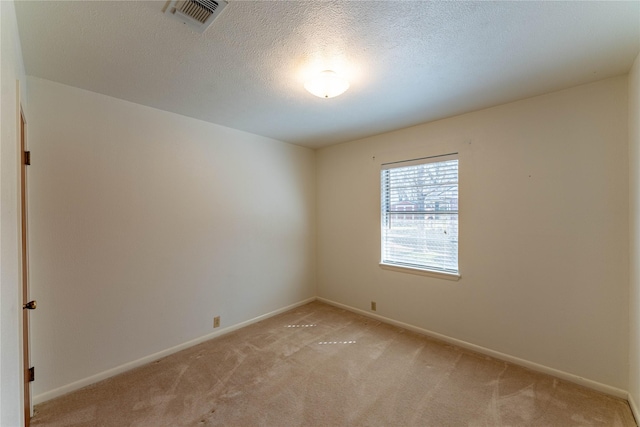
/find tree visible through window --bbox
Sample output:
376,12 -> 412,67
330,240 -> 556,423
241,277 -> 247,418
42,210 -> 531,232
381,154 -> 459,275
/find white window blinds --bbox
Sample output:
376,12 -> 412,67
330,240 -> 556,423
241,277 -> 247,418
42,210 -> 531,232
381,154 -> 459,275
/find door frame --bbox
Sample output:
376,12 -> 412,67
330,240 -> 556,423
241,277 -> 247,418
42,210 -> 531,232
19,102 -> 31,426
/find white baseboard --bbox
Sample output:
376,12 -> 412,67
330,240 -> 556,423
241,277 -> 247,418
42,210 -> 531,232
35,296 -> 631,409
629,392 -> 640,426
33,297 -> 317,405
317,297 -> 629,400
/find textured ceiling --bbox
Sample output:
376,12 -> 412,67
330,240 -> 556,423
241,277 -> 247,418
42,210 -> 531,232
14,1 -> 640,148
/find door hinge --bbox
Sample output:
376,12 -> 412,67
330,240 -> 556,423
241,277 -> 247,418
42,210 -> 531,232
28,367 -> 34,382
24,151 -> 31,166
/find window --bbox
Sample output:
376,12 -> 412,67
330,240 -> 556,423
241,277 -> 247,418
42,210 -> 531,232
380,154 -> 459,276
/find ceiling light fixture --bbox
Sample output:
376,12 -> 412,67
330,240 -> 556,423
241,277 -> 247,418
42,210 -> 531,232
304,70 -> 350,99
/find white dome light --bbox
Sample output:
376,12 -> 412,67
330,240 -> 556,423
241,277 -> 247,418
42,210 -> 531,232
304,70 -> 350,99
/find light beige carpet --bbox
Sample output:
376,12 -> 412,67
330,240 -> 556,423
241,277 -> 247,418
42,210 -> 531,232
32,301 -> 636,426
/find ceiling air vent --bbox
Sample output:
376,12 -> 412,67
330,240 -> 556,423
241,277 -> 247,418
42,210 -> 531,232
165,0 -> 227,33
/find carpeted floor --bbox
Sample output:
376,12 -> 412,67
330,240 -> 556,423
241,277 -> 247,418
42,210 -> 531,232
32,301 -> 636,426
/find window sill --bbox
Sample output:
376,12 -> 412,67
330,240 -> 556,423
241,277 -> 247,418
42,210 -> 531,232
379,263 -> 461,281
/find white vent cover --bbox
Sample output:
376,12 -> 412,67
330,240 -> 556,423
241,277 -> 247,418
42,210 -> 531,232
165,0 -> 227,33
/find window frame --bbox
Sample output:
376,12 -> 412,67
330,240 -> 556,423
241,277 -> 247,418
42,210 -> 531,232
379,153 -> 460,280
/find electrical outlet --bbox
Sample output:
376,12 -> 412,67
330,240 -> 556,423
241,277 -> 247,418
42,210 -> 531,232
371,301 -> 377,311
213,316 -> 220,328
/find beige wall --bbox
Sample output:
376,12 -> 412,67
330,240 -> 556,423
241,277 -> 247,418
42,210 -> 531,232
629,52 -> 640,416
0,0 -> 28,424
317,76 -> 629,391
26,77 -> 316,401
